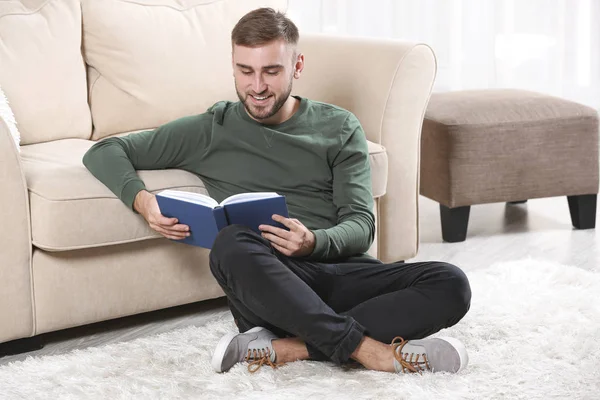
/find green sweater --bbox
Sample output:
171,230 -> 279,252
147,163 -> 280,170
82,97 -> 375,261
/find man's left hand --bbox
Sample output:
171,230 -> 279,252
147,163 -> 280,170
259,214 -> 316,257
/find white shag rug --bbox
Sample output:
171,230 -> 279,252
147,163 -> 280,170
1,259 -> 599,400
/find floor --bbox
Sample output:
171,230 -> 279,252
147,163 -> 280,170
1,195 -> 598,366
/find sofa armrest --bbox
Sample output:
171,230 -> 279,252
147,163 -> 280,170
0,117 -> 35,343
294,34 -> 437,262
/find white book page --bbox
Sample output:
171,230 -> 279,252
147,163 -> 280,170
157,190 -> 218,208
220,192 -> 280,206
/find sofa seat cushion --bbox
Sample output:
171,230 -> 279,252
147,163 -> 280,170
21,139 -> 207,251
21,138 -> 388,251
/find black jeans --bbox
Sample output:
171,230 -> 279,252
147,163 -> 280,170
209,225 -> 471,365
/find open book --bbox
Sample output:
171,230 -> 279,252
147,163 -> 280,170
155,190 -> 289,249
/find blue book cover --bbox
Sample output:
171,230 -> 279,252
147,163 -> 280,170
155,190 -> 289,249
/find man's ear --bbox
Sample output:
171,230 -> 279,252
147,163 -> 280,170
293,53 -> 305,79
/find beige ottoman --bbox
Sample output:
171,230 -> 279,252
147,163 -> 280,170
420,89 -> 599,242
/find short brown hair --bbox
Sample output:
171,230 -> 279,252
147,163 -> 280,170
231,7 -> 299,47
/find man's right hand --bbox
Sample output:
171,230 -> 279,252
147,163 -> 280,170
134,190 -> 190,240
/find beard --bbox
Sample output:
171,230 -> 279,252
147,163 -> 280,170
236,77 -> 293,121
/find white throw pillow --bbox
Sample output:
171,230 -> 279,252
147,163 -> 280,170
0,86 -> 20,152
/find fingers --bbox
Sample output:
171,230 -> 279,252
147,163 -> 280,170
271,214 -> 301,231
169,223 -> 190,232
259,215 -> 303,236
259,216 -> 310,254
156,222 -> 190,237
147,210 -> 190,239
271,242 -> 292,256
152,224 -> 190,240
148,214 -> 190,240
156,214 -> 178,226
259,224 -> 292,240
261,231 -> 290,249
162,224 -> 190,239
148,211 -> 177,226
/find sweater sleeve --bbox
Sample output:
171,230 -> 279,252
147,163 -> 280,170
82,112 -> 214,211
308,114 -> 376,261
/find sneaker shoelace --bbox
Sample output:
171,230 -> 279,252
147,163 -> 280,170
391,336 -> 431,374
246,347 -> 285,373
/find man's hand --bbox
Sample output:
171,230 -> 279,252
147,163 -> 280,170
259,214 -> 316,257
134,190 -> 190,240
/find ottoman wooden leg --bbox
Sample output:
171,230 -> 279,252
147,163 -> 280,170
440,205 -> 471,242
567,194 -> 597,229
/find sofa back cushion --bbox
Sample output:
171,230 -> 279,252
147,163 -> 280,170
0,0 -> 92,145
82,0 -> 287,140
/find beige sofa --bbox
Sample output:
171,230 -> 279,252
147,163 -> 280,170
0,0 -> 436,349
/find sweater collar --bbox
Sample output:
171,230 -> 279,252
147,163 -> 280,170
236,96 -> 308,130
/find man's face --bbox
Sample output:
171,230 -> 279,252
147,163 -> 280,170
232,39 -> 300,122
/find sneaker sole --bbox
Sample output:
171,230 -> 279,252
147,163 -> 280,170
211,326 -> 266,373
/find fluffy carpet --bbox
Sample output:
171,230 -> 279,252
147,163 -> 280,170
1,259 -> 599,400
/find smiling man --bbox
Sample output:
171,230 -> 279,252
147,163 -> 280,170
234,43 -> 299,125
83,8 -> 471,375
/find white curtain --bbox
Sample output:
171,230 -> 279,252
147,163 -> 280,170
287,0 -> 600,110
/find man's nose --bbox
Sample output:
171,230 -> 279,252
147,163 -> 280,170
253,75 -> 267,94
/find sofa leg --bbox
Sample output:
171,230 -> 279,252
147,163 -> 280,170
567,194 -> 597,229
0,336 -> 44,358
440,205 -> 471,242
507,200 -> 528,204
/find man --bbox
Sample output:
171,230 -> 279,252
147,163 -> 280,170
83,8 -> 471,375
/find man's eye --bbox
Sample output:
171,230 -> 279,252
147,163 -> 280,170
266,71 -> 279,76
241,71 -> 252,75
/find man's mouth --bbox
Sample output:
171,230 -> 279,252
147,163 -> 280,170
249,94 -> 272,104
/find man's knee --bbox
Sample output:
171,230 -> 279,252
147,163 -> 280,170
209,224 -> 263,276
438,262 -> 472,318
211,224 -> 253,259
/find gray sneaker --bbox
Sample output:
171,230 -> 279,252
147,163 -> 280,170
392,336 -> 468,374
211,327 -> 279,373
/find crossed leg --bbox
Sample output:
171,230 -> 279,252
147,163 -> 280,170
209,225 -> 471,372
